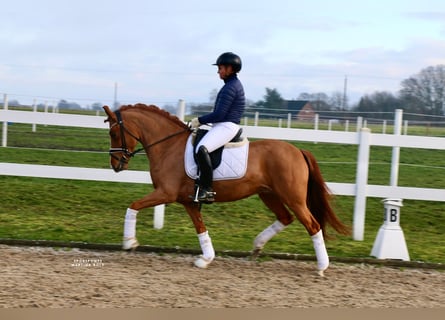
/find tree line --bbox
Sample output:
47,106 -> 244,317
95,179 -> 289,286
191,64 -> 445,120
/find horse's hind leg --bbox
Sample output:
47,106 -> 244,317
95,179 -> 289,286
252,192 -> 296,258
288,202 -> 329,276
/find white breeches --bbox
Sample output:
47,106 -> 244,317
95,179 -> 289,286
196,122 -> 240,153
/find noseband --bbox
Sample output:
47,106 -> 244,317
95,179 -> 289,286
108,110 -> 190,168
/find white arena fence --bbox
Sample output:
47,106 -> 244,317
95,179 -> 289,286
1,101 -> 445,241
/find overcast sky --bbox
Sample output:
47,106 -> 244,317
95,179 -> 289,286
1,0 -> 445,108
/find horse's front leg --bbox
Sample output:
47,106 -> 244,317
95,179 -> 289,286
123,207 -> 140,250
122,189 -> 172,251
183,204 -> 215,268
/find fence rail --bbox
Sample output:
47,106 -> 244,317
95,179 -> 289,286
1,105 -> 444,241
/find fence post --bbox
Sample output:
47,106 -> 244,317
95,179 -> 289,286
353,127 -> 371,241
44,101 -> 48,127
153,204 -> 165,229
403,120 -> 408,135
313,114 -> 319,144
32,99 -> 37,132
254,112 -> 259,126
176,99 -> 185,121
390,109 -> 403,186
287,113 -> 291,128
2,94 -> 8,147
356,116 -> 363,132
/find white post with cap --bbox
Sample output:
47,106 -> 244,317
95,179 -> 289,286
371,198 -> 410,261
2,94 -> 8,147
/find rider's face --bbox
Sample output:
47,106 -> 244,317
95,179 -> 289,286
217,65 -> 233,80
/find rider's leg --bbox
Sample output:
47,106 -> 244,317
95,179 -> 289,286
196,145 -> 215,202
196,122 -> 240,153
194,122 -> 240,203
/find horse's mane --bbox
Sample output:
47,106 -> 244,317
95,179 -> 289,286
118,103 -> 188,129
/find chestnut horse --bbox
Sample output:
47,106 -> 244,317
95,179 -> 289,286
103,103 -> 349,275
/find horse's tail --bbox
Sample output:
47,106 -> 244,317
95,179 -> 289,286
301,149 -> 350,238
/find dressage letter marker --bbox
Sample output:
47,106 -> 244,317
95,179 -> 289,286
371,198 -> 410,261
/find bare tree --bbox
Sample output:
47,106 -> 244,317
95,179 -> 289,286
329,91 -> 344,110
400,65 -> 445,115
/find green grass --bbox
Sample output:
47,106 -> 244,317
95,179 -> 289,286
0,120 -> 444,263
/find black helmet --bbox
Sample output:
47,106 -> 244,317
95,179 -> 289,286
213,52 -> 242,72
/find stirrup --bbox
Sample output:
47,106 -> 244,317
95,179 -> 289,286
192,186 -> 215,203
198,190 -> 215,203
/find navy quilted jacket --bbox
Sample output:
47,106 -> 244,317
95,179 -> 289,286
198,74 -> 245,124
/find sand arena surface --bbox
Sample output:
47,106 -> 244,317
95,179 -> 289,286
0,244 -> 444,308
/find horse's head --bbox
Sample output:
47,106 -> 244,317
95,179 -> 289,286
103,105 -> 141,172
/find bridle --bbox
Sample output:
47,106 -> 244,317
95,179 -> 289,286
108,110 -> 190,168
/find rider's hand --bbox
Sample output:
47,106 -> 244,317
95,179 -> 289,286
189,117 -> 200,129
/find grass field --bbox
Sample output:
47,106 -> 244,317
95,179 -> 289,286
0,119 -> 444,263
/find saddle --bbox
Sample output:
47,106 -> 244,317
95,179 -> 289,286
192,128 -> 244,169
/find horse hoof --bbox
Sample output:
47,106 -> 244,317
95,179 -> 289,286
317,270 -> 325,277
317,260 -> 329,272
122,237 -> 139,250
251,248 -> 262,260
194,255 -> 213,268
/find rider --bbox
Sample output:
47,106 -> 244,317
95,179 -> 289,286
190,52 -> 246,203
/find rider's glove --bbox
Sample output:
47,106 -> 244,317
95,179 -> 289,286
189,117 -> 200,129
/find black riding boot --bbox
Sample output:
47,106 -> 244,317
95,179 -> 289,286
195,146 -> 215,203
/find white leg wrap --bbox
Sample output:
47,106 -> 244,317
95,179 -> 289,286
194,231 -> 215,268
253,220 -> 286,250
311,230 -> 329,273
123,208 -> 139,250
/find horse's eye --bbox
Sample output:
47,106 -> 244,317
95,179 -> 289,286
110,130 -> 117,139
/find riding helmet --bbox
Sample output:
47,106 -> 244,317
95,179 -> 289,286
213,52 -> 242,72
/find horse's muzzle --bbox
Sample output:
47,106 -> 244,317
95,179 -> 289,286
111,161 -> 126,172
109,148 -> 131,172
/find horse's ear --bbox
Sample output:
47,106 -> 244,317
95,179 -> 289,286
103,105 -> 116,123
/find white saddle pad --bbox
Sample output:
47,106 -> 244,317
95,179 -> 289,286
184,134 -> 249,181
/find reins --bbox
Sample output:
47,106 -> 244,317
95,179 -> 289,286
109,110 -> 190,161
